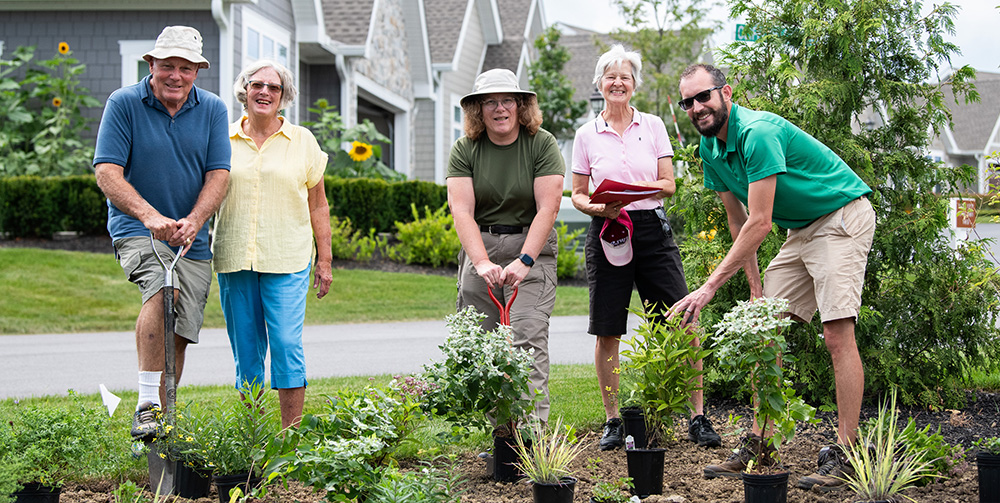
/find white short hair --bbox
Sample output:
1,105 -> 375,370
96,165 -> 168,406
233,59 -> 297,111
593,44 -> 643,90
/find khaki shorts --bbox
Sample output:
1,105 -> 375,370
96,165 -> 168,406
114,236 -> 212,343
763,196 -> 876,323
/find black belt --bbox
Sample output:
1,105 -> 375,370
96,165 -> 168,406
480,224 -> 524,234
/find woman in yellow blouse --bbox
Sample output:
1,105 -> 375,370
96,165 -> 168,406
213,60 -> 332,428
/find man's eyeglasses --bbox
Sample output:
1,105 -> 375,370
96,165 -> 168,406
248,80 -> 283,93
482,97 -> 517,111
678,85 -> 723,111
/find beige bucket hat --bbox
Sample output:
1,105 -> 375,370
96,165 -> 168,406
142,26 -> 211,69
460,68 -> 535,106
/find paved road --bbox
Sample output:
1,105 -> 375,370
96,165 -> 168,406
0,315 -> 646,401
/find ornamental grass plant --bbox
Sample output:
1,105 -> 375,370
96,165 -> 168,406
513,417 -> 590,484
839,389 -> 941,503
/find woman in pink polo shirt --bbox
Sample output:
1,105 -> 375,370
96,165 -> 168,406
570,45 -> 720,451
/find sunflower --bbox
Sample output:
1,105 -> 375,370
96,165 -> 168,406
52,97 -> 62,107
58,42 -> 70,54
348,141 -> 373,162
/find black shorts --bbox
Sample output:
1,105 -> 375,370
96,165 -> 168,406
584,208 -> 688,336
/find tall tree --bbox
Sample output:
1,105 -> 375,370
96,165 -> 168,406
610,0 -> 719,146
697,0 -> 997,408
528,26 -> 588,140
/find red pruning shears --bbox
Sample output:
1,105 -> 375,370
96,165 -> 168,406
487,286 -> 518,326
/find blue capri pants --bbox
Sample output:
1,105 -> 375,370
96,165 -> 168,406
218,265 -> 310,390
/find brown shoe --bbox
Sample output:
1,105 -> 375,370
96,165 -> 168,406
704,434 -> 775,479
796,445 -> 852,492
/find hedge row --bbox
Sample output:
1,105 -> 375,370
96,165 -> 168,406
0,175 -> 448,238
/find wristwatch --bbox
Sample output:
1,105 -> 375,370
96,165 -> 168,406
518,253 -> 535,267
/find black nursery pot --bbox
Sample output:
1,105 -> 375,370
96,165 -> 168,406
620,406 -> 647,449
531,476 -> 576,503
213,472 -> 262,503
175,463 -> 212,499
742,471 -> 788,503
493,435 -> 529,482
625,447 -> 665,497
12,483 -> 61,503
978,452 -> 1000,503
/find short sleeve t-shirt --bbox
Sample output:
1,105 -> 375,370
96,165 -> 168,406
446,127 -> 565,227
571,108 -> 674,211
93,75 -> 232,259
700,104 -> 871,229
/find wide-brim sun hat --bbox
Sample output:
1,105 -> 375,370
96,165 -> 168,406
601,210 -> 634,267
460,68 -> 535,106
142,26 -> 211,69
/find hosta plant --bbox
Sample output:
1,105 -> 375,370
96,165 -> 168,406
713,297 -> 817,464
839,389 -> 941,502
421,307 -> 536,438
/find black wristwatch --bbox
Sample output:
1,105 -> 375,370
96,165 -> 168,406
518,253 -> 535,267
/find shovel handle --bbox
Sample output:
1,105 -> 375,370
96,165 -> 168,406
149,234 -> 180,412
487,286 -> 518,326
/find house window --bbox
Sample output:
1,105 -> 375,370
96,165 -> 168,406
451,95 -> 464,142
118,40 -> 155,87
242,8 -> 290,68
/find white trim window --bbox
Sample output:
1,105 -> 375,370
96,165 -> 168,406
118,40 -> 155,87
242,9 -> 291,68
451,94 -> 464,143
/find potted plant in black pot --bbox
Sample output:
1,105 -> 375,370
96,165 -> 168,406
421,308 -> 537,482
513,417 -> 589,503
974,436 -> 1000,503
712,297 -> 817,503
838,389 -> 942,503
149,402 -> 215,499
619,309 -> 712,497
0,394 -> 113,503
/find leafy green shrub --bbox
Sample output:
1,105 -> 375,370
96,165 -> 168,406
0,44 -> 101,177
0,175 -> 107,238
554,222 -> 584,279
387,203 -> 461,268
621,308 -> 712,445
194,383 -> 279,476
329,216 -> 385,262
368,458 -> 464,503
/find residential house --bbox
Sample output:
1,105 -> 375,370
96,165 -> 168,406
929,71 -> 1000,194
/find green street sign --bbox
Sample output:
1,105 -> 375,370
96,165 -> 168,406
735,23 -> 758,42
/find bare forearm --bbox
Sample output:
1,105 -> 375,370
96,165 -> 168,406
309,196 -> 332,263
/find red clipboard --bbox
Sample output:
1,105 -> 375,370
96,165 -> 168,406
589,179 -> 660,204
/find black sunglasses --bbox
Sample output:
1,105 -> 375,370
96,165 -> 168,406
678,85 -> 724,111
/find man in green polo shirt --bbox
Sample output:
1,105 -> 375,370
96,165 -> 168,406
672,64 -> 875,492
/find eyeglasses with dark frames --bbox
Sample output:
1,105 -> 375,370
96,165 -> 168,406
482,97 -> 518,111
248,80 -> 283,93
678,85 -> 724,111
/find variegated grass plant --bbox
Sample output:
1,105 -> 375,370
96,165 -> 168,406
513,417 -> 590,484
839,389 -> 941,503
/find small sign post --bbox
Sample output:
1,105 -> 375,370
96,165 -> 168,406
948,197 -> 977,248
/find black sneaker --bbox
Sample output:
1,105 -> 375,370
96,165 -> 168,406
130,401 -> 162,441
796,445 -> 852,492
599,417 -> 625,451
688,415 -> 722,447
704,434 -> 775,479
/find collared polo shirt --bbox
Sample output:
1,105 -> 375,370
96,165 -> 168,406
93,74 -> 231,260
700,104 -> 871,229
571,107 -> 674,211
212,116 -> 328,274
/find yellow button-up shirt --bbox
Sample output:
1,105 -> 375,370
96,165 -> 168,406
212,116 -> 328,274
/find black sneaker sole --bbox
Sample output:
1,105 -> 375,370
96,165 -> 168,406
704,468 -> 742,479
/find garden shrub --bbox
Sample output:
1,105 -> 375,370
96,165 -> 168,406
554,221 -> 584,280
325,177 -> 447,234
329,216 -> 385,262
387,203 -> 461,268
0,176 -> 63,238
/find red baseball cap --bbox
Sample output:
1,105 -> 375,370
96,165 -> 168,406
600,210 -> 633,266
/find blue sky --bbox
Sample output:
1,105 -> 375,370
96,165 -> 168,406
542,0 -> 999,74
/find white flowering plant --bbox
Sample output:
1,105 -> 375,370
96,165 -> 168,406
421,307 -> 536,439
713,297 -> 816,459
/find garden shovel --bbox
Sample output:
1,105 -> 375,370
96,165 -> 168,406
145,233 -> 183,494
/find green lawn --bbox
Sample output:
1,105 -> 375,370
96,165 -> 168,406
0,248 -> 589,335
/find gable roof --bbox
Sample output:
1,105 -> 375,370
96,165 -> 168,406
323,0 -> 375,47
425,0 -> 470,64
557,23 -> 613,105
482,0 -> 530,72
944,72 -> 1000,153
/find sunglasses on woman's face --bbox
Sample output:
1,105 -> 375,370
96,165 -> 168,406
248,80 -> 283,93
678,85 -> 723,111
